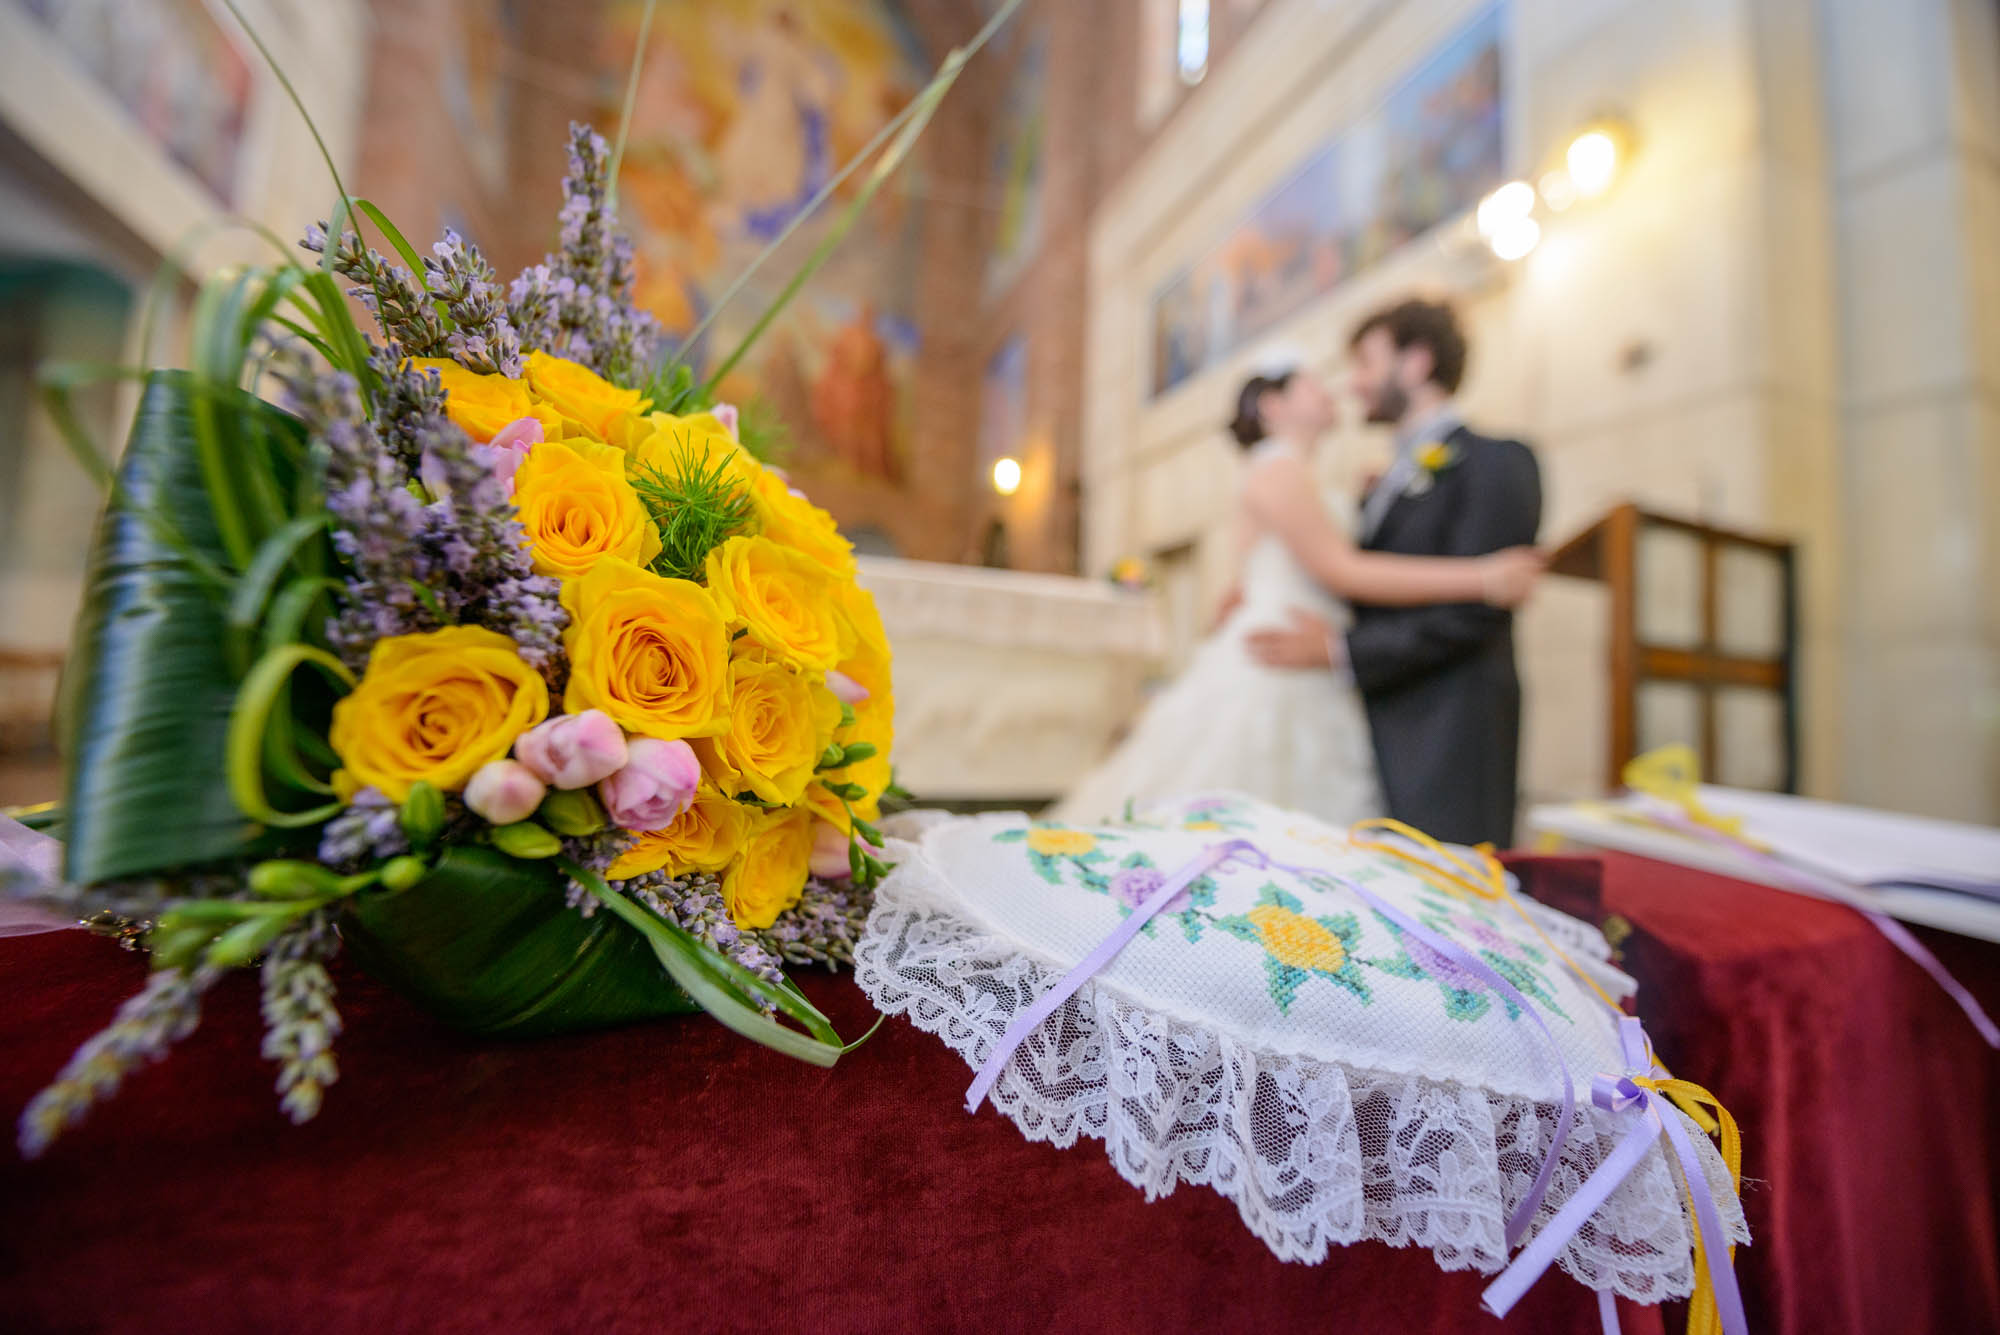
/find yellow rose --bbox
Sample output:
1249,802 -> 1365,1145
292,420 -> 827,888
561,558 -> 731,740
525,350 -> 650,439
832,580 -> 892,701
821,578 -> 894,812
511,440 -> 662,580
605,785 -> 749,879
722,806 -> 814,929
406,359 -> 534,443
749,468 -> 856,577
703,535 -> 849,673
1247,904 -> 1348,973
693,654 -> 843,806
1025,826 -> 1097,857
330,626 -> 549,801
625,413 -> 763,496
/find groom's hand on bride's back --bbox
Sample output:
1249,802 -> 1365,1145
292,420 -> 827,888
1212,583 -> 1245,629
1248,609 -> 1340,669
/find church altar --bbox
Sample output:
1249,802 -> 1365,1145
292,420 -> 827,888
854,557 -> 1164,802
6,853 -> 1995,1335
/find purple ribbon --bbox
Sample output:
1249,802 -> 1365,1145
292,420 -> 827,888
963,838 -> 1577,1250
1482,1017 -> 1747,1335
963,839 -> 1247,1114
1644,804 -> 2000,1049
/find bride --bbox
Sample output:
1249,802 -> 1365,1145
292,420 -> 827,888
1053,364 -> 1542,826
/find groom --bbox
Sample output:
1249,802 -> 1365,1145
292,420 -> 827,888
1248,299 -> 1541,848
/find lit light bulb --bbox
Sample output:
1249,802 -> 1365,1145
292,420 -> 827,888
992,456 -> 1022,496
1489,216 -> 1540,262
1475,180 -> 1536,238
1538,168 -> 1578,212
1567,130 -> 1618,197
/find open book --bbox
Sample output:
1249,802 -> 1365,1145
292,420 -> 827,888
1528,786 -> 2000,944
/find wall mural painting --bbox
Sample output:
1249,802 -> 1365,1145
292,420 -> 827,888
603,0 -> 926,489
1148,4 -> 1505,398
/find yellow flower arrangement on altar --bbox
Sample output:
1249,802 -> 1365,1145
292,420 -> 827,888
2,0 -> 1008,1150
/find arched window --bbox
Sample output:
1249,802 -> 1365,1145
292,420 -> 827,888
1176,0 -> 1210,86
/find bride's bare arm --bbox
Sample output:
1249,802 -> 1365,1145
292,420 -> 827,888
1243,454 -> 1541,607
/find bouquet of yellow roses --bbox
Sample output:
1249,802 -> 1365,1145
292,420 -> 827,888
7,107 -> 910,1156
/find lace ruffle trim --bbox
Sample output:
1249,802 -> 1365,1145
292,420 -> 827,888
856,838 -> 1747,1303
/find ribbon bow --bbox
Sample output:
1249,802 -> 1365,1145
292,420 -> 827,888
1619,747 -> 1999,1050
1622,746 -> 1758,845
1483,1017 -> 1746,1335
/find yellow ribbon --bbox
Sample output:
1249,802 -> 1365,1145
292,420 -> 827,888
1348,817 -> 1721,1133
1622,745 -> 1768,851
1348,817 -> 1746,1331
1635,1074 -> 1743,1335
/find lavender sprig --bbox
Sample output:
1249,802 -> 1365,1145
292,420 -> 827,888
609,869 -> 786,995
368,349 -> 452,473
260,912 -> 343,1124
317,787 -> 410,871
275,349 -> 568,682
18,965 -> 222,1158
425,228 -> 523,378
750,878 -> 874,971
301,223 -> 449,361
274,356 -> 435,665
509,124 -> 660,380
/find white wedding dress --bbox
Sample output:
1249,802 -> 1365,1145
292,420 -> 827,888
1054,439 -> 1383,826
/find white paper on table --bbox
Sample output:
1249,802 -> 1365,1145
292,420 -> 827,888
0,812 -> 76,936
1528,789 -> 2000,946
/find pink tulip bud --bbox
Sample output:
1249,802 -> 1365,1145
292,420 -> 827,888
711,403 -> 739,439
824,669 -> 870,705
598,737 -> 701,831
809,820 -> 855,880
416,417 -> 540,502
480,416 -> 543,494
464,760 -> 546,825
514,710 -> 629,790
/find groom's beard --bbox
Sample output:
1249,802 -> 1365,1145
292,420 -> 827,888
1364,380 -> 1409,425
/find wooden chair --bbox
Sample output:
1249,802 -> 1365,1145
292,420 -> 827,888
1548,504 -> 1798,792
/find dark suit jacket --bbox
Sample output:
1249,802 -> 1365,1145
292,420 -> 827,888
1345,424 -> 1541,847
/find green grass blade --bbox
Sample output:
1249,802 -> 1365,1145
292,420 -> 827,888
260,575 -> 341,655
700,71 -> 950,396
322,194 -> 353,277
226,643 -> 354,828
350,199 -> 428,284
566,863 -> 844,1066
220,0 -> 352,208
669,0 -> 1022,380
606,0 -> 659,215
35,361 -> 141,489
228,515 -> 331,634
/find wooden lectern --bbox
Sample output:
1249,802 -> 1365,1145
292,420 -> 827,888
1548,504 -> 1798,793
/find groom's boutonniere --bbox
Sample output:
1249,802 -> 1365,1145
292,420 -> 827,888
1405,440 -> 1459,497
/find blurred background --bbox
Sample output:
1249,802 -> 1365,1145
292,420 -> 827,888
1,0 -> 1996,826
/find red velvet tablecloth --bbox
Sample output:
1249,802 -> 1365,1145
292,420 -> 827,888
3,852 -> 1996,1333
1508,851 -> 2000,1335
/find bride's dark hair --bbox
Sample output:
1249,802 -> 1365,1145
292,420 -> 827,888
1229,371 -> 1294,448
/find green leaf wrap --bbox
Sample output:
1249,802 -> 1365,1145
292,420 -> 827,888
61,372 -> 309,883
340,846 -> 699,1037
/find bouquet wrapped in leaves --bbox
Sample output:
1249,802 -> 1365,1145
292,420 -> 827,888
2,0 -> 1015,1155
